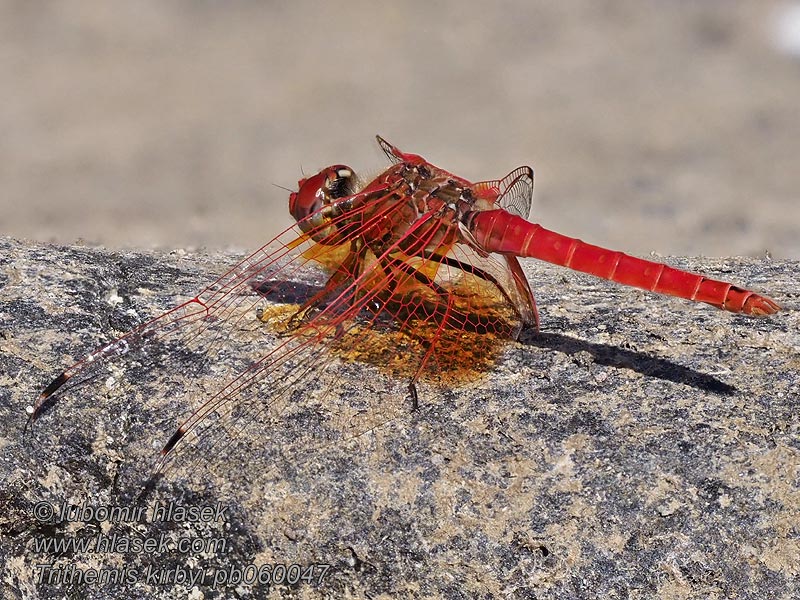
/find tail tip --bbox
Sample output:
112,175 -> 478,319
746,295 -> 781,316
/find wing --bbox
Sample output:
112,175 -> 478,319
469,166 -> 538,328
28,181 -> 460,488
472,166 -> 534,220
376,135 -> 428,167
30,157 -> 535,491
155,188 -> 528,482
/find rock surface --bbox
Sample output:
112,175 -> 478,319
0,237 -> 797,599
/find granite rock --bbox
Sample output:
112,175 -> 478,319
0,237 -> 797,599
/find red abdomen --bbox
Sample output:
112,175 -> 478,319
467,209 -> 780,315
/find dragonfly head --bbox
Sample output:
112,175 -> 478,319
289,165 -> 355,242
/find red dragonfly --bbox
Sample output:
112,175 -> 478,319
28,136 -> 780,475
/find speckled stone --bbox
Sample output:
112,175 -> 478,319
1,237 -> 796,599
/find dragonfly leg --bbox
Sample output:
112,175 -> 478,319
407,381 -> 419,411
422,250 -> 538,328
381,255 -> 449,297
282,239 -> 369,330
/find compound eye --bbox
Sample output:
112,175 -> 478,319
325,167 -> 353,199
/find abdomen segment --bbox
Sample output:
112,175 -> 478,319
467,209 -> 780,315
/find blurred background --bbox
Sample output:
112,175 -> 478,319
1,0 -> 798,258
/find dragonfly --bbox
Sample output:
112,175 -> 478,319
27,135 -> 780,478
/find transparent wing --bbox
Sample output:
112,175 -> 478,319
31,154 -> 534,492
29,183 -> 470,489
158,187 -> 530,477
472,166 -> 534,219
376,135 -> 404,164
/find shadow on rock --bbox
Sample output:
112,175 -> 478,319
521,330 -> 736,395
